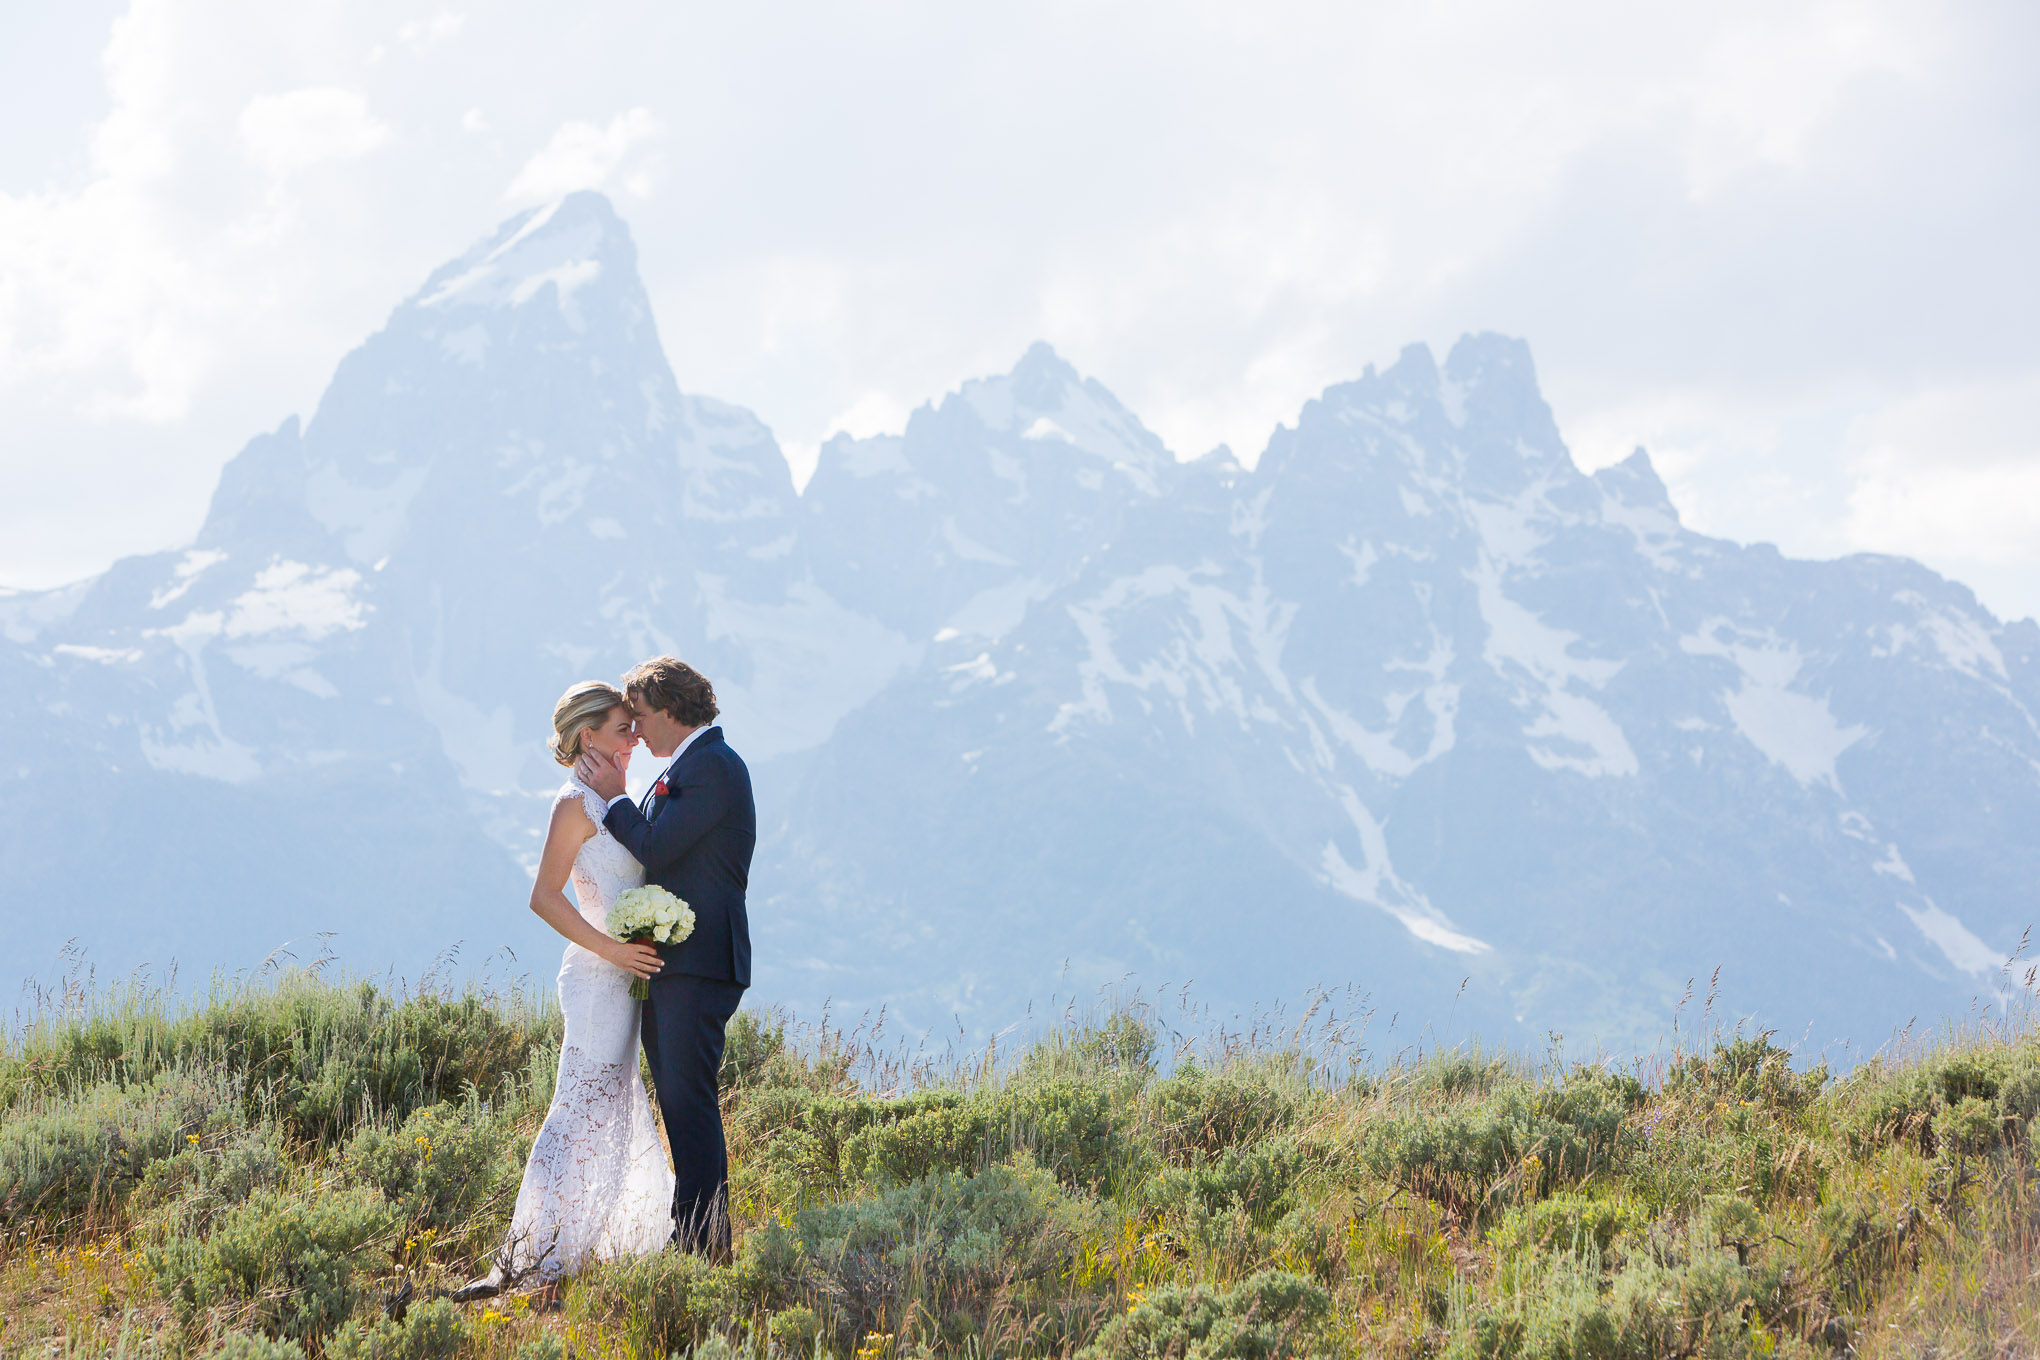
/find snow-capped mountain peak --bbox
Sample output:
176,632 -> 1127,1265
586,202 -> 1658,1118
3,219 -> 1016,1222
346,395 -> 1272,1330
411,191 -> 634,331
946,341 -> 1172,491
5,194 -> 2036,1059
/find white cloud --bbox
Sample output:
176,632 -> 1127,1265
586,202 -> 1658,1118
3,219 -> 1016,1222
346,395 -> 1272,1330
1848,461 -> 2040,569
0,0 -> 213,421
505,108 -> 661,205
399,11 -> 465,52
0,0 -> 2036,626
1843,376 -> 2040,568
238,88 -> 391,175
830,391 -> 912,441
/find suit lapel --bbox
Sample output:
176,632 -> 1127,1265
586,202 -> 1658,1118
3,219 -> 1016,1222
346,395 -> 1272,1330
644,728 -> 721,821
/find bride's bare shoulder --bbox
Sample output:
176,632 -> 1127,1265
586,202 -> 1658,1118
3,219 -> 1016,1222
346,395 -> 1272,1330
548,781 -> 602,838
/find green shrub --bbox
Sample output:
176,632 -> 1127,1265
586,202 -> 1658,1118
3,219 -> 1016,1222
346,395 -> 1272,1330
511,1333 -> 567,1360
342,1100 -> 518,1233
1144,1138 -> 1306,1228
1362,1100 -> 1516,1223
728,1088 -> 882,1210
1489,1192 -> 1642,1257
1834,1043 -> 2040,1157
240,984 -> 547,1144
833,1077 -> 1138,1195
0,977 -> 179,1110
1669,1033 -> 1826,1114
1408,1049 -> 1515,1100
1996,1059 -> 2040,1124
842,1091 -> 995,1185
721,1009 -> 790,1089
754,1157 -> 1089,1348
1935,1095 -> 1999,1158
1018,1010 -> 1160,1084
1363,1074 -> 1632,1223
1149,1063 -> 1300,1160
1630,1096 -> 1825,1217
1811,1197 -> 1905,1308
768,1304 -> 824,1351
1833,1062 -> 1936,1154
2,973 -> 557,1147
1558,1064 -> 1646,1114
1003,1077 -> 1132,1191
134,1122 -> 289,1233
566,1248 -> 733,1358
1072,1010 -> 1161,1076
0,1061 -> 240,1227
1454,1244 -> 1767,1360
1079,1268 -> 1331,1359
202,1335 -> 307,1360
325,1298 -> 466,1360
147,1183 -> 396,1343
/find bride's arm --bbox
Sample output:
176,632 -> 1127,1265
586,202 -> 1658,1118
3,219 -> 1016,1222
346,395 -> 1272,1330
529,799 -> 661,980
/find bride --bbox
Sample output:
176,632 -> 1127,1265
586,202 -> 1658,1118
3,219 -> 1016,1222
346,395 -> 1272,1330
454,681 -> 674,1300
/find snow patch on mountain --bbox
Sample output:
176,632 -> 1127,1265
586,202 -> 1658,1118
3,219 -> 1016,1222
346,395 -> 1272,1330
1,579 -> 90,642
1052,566 -> 1298,736
137,612 -> 262,782
1470,554 -> 1634,778
308,464 -> 428,565
1890,592 -> 2010,684
956,342 -> 1170,491
415,663 -> 522,794
1899,899 -> 2004,978
1322,791 -> 1490,955
1682,621 -> 1866,788
695,576 -> 920,758
223,562 -> 369,639
941,577 -> 1049,641
416,196 -> 611,328
150,550 -> 230,609
1300,667 -> 1459,780
53,643 -> 143,664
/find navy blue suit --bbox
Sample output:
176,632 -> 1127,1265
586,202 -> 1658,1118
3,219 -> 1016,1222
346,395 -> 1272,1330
603,726 -> 754,1254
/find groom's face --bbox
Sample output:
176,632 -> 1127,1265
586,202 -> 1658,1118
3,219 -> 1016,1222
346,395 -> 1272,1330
627,693 -> 689,758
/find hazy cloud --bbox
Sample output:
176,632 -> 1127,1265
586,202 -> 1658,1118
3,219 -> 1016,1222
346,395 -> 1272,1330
399,10 -> 465,52
1,0 -> 2035,621
505,108 -> 660,205
239,88 -> 392,175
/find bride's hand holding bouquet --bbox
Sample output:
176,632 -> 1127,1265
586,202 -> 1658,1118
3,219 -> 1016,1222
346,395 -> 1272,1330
608,885 -> 695,1000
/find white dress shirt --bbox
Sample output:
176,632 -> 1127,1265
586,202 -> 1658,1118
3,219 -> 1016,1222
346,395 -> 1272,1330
608,725 -> 711,810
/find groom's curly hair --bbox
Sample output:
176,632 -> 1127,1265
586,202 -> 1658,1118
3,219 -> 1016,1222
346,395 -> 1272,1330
623,656 -> 720,727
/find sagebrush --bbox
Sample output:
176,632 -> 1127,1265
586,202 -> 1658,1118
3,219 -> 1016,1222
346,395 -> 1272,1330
6,968 -> 2040,1357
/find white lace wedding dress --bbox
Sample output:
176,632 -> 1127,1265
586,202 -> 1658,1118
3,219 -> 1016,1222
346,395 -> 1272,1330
497,779 -> 674,1281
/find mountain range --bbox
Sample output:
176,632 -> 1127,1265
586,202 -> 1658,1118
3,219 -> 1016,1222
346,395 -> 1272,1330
6,192 -> 2037,1055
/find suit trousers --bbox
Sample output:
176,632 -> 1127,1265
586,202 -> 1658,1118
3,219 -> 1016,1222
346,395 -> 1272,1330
640,972 -> 745,1255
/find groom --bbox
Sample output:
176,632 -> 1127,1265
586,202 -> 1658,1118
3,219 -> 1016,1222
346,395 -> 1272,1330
576,655 -> 754,1258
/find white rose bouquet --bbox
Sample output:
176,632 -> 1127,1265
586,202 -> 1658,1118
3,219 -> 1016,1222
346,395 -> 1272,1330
607,885 -> 695,1000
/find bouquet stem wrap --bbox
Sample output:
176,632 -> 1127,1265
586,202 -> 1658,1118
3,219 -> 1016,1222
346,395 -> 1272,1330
607,885 -> 695,1001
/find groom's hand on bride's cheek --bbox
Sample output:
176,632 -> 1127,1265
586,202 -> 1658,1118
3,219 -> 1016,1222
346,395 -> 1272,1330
577,750 -> 627,800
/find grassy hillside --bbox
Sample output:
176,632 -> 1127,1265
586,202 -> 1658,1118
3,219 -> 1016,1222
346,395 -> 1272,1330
2,967 -> 2036,1358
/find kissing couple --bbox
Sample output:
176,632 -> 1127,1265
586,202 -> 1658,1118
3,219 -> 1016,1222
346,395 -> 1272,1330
456,655 -> 756,1300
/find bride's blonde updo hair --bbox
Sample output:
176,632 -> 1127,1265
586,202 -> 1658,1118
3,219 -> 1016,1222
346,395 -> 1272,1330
549,680 -> 626,766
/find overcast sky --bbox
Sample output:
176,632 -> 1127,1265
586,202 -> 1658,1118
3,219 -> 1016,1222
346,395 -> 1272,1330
4,0 -> 2036,621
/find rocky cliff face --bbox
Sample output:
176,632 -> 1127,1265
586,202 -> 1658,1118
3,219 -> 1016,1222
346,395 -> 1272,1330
6,193 -> 2035,1052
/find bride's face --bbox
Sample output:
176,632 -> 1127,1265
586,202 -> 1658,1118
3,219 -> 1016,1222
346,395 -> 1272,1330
580,706 -> 637,762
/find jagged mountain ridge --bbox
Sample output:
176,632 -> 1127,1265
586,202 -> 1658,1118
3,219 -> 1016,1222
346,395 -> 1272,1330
4,192 -> 2036,1051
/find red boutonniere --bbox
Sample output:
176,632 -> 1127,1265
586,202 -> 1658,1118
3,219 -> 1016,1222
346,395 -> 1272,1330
652,779 -> 669,798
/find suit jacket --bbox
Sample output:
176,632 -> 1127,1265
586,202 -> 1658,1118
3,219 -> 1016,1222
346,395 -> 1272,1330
603,726 -> 755,987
